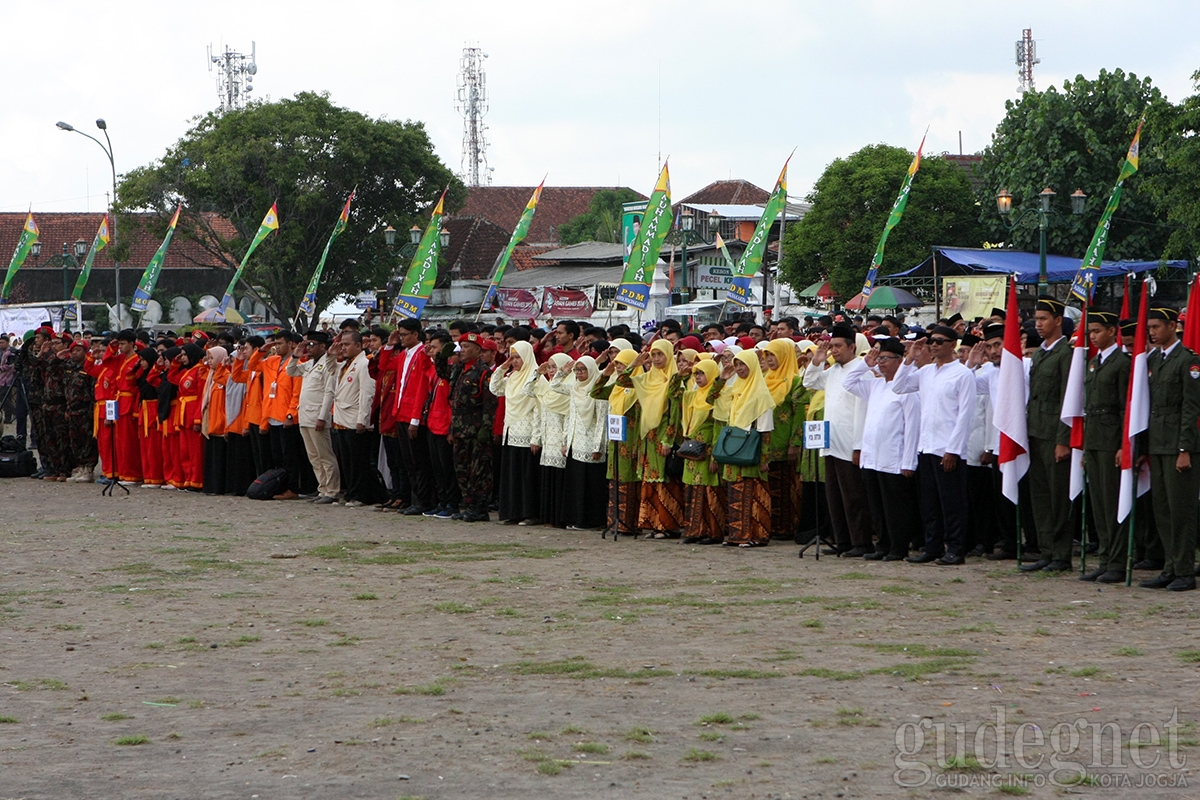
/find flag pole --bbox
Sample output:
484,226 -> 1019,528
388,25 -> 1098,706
1078,296 -> 1089,577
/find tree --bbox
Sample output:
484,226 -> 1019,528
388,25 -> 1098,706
1144,70 -> 1200,262
977,69 -> 1174,263
556,188 -> 644,245
779,144 -> 984,299
118,91 -> 465,327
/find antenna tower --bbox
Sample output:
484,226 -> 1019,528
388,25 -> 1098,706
208,42 -> 258,113
456,46 -> 491,186
1015,28 -> 1039,93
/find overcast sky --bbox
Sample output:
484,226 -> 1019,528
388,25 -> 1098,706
4,0 -> 1198,217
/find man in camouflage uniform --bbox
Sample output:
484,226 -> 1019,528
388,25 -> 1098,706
64,339 -> 98,482
14,327 -> 53,476
434,332 -> 497,522
37,333 -> 73,480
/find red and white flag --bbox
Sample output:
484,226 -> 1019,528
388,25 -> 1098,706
996,277 -> 1029,503
1118,280 -> 1150,522
1183,273 -> 1200,353
1060,305 -> 1089,499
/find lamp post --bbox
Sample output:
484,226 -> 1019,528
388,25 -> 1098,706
62,239 -> 87,301
663,208 -> 718,303
383,224 -> 425,309
995,186 -> 1087,295
57,119 -> 119,312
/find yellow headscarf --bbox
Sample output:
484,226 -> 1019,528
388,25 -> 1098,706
630,339 -> 678,436
679,348 -> 699,364
728,349 -> 776,430
533,352 -> 573,416
606,349 -> 638,416
683,360 -> 720,437
696,352 -> 714,361
500,341 -> 538,423
764,338 -> 800,405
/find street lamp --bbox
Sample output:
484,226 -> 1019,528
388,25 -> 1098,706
383,224 -> 431,308
60,239 -> 87,301
57,119 -> 119,311
995,185 -> 1087,295
663,206 -> 715,303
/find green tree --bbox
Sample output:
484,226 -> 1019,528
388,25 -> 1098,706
117,91 -> 464,327
1144,70 -> 1200,262
780,144 -> 984,299
977,69 -> 1174,263
556,188 -> 644,245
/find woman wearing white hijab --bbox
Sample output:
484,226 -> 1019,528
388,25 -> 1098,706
200,346 -> 230,496
528,352 -> 573,527
561,356 -> 608,529
489,340 -> 541,524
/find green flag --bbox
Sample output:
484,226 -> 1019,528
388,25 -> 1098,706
1,213 -> 39,302
219,202 -> 279,315
72,214 -> 111,301
130,206 -> 180,313
483,180 -> 544,311
861,134 -> 925,298
298,191 -> 355,321
728,156 -> 790,306
616,163 -> 671,310
393,190 -> 446,320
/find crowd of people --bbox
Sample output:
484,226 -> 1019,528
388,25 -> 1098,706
4,298 -> 1198,591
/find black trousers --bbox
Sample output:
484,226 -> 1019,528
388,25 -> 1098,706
917,452 -> 969,559
427,432 -> 460,508
381,433 -> 409,502
249,426 -> 270,477
861,468 -> 921,556
225,432 -> 254,496
204,436 -> 227,495
397,425 -> 435,509
966,465 -> 997,552
823,456 -> 874,549
332,428 -> 385,504
269,424 -> 303,493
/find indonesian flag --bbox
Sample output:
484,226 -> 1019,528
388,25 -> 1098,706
1183,273 -> 1200,354
1060,305 -> 1089,499
1117,273 -> 1131,347
996,277 -> 1029,503
1118,281 -> 1150,522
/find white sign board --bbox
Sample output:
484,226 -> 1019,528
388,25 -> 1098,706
607,414 -> 627,442
105,400 -> 118,422
804,419 -> 830,450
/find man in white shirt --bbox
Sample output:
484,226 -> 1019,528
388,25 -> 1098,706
286,330 -> 340,504
330,330 -> 380,507
891,325 -> 976,565
842,337 -> 921,560
803,325 -> 875,556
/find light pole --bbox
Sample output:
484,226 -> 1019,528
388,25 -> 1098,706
383,224 -> 424,309
996,186 -> 1087,295
57,119 -> 119,311
62,239 -> 87,301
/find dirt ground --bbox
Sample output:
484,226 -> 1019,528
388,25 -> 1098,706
2,479 -> 1199,799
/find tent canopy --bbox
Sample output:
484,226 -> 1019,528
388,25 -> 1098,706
889,247 -> 1186,285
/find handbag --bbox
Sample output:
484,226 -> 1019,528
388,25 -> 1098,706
712,425 -> 761,466
665,449 -> 685,480
676,438 -> 708,461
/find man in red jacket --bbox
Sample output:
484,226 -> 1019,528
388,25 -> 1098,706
423,330 -> 461,518
393,318 -> 436,515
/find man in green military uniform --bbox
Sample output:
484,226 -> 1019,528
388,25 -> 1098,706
1021,296 -> 1075,573
1141,307 -> 1200,591
1079,311 -> 1130,583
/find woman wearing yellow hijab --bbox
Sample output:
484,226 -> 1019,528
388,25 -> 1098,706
623,338 -> 684,537
592,347 -> 642,534
489,340 -> 542,525
679,359 -> 726,544
721,349 -> 776,547
762,338 -> 813,541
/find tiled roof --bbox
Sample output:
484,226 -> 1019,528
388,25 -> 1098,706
438,215 -> 513,283
679,179 -> 770,205
0,211 -> 235,272
456,186 -> 645,246
511,246 -> 559,272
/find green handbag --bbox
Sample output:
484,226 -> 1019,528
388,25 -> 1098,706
712,425 -> 761,466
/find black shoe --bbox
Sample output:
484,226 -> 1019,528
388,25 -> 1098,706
500,518 -> 520,525
1195,565 -> 1200,577
1079,569 -> 1104,582
1167,576 -> 1197,592
986,550 -> 1017,561
1041,560 -> 1072,573
935,555 -> 965,566
1084,542 -> 1099,554
682,535 -> 702,544
401,505 -> 429,516
862,551 -> 884,561
882,553 -> 906,562
821,547 -> 843,556
842,546 -> 869,558
1132,559 -> 1164,571
906,552 -> 941,564
1019,559 -> 1051,572
1096,570 -> 1126,584
1140,572 -> 1177,589
967,545 -> 986,557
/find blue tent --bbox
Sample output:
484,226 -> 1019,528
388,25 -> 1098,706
889,247 -> 1186,284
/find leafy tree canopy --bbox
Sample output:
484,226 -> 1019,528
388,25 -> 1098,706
1144,70 -> 1200,262
780,144 -> 984,299
977,68 -> 1174,263
556,188 -> 644,245
118,91 -> 464,326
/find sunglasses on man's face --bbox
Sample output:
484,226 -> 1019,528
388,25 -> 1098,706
929,338 -> 952,346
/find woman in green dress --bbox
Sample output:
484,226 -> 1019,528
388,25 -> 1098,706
762,338 -> 811,540
591,344 -> 641,534
719,349 -> 777,547
679,358 -> 725,544
622,339 -> 684,538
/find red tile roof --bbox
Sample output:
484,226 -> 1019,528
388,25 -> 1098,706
438,215 -> 514,282
455,186 -> 645,246
0,211 -> 236,272
511,246 -> 559,272
680,179 -> 770,205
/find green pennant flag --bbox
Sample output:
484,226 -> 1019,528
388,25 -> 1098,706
615,163 -> 671,310
728,156 -> 791,306
1,213 -> 39,302
298,192 -> 355,320
393,190 -> 447,320
72,214 -> 111,301
130,206 -> 180,313
1070,120 -> 1143,302
483,180 -> 544,311
219,202 -> 279,315
861,134 -> 925,298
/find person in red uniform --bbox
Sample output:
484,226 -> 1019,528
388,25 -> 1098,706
104,330 -> 145,484
369,327 -> 407,509
392,318 -> 436,515
134,347 -> 165,487
169,344 -> 207,491
84,335 -> 119,482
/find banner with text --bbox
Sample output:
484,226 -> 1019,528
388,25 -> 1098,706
942,276 -> 1007,322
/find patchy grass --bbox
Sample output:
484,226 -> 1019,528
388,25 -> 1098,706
0,716 -> 19,724
573,742 -> 608,754
101,713 -> 132,721
394,681 -> 447,697
510,657 -> 672,680
621,750 -> 651,760
434,601 -> 474,614
803,619 -> 823,629
1177,650 -> 1200,663
227,635 -> 261,647
870,658 -> 973,681
1071,666 -> 1100,677
114,735 -> 149,746
698,731 -> 723,742
1115,646 -> 1142,657
797,667 -> 862,681
862,643 -> 978,658
527,731 -> 554,741
942,754 -> 983,772
698,712 -> 735,725
624,727 -> 653,744
305,540 -> 568,565
353,593 -> 378,601
682,748 -> 718,763
299,619 -> 328,627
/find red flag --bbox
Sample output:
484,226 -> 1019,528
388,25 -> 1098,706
996,277 -> 1029,503
1117,273 -> 1131,348
1060,304 -> 1088,499
1118,280 -> 1150,522
1183,273 -> 1200,353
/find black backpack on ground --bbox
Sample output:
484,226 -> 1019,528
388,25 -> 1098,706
246,468 -> 288,500
0,449 -> 36,478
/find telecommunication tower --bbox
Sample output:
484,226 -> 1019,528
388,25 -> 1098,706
1015,28 -> 1039,93
456,46 -> 492,186
208,42 -> 258,113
